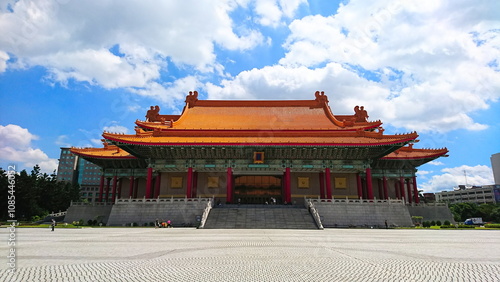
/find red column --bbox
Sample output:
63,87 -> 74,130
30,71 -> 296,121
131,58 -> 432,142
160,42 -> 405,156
383,176 -> 389,200
325,168 -> 332,199
285,167 -> 291,203
378,178 -> 383,199
319,172 -> 325,199
413,176 -> 420,204
399,177 -> 406,203
128,176 -> 134,198
192,171 -> 198,198
226,167 -> 233,203
154,172 -> 161,198
356,174 -> 363,199
98,175 -> 104,202
186,167 -> 193,198
395,180 -> 400,199
366,167 -> 374,199
117,178 -> 122,199
111,175 -> 118,202
406,178 -> 412,204
133,178 -> 138,198
145,167 -> 153,198
105,177 -> 111,202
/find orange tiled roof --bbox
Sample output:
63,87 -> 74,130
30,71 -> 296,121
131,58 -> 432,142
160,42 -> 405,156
70,145 -> 136,159
381,145 -> 449,160
137,91 -> 381,131
102,130 -> 418,146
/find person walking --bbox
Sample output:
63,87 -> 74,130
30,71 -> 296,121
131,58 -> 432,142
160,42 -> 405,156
51,219 -> 56,231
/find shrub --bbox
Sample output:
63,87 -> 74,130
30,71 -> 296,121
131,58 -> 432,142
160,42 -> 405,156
484,224 -> 500,229
87,219 -> 93,226
92,219 -> 98,226
422,221 -> 430,228
440,225 -> 456,229
132,222 -> 138,227
436,220 -> 442,226
430,220 -> 436,226
457,224 -> 475,228
444,220 -> 451,226
79,219 -> 84,226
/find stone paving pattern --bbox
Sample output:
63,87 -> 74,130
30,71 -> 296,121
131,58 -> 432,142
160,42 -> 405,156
1,228 -> 499,281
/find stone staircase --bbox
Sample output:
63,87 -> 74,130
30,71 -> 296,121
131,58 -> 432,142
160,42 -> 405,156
203,205 -> 319,229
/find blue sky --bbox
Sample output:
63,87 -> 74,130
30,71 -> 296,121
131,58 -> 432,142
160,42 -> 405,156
0,0 -> 499,193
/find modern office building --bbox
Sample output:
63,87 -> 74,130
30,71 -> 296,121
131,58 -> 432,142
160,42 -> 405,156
435,185 -> 500,204
56,147 -> 102,203
491,153 -> 500,185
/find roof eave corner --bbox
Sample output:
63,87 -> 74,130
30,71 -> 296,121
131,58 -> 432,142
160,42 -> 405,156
315,91 -> 348,128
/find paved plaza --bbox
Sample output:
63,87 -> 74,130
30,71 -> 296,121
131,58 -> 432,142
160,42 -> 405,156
1,227 -> 499,281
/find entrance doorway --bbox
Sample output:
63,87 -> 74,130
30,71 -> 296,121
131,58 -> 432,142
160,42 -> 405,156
234,175 -> 282,204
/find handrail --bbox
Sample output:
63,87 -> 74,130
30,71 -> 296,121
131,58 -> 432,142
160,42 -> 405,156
305,198 -> 324,230
49,211 -> 67,217
198,197 -> 214,229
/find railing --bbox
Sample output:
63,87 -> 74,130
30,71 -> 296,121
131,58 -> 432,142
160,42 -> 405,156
49,211 -> 67,217
70,201 -> 114,206
409,202 -> 448,207
115,196 -> 213,204
308,197 -> 405,205
304,199 -> 324,230
198,197 -> 214,229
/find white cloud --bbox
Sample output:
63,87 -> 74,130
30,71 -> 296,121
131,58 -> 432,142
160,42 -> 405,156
0,124 -> 58,173
0,0 -> 265,91
207,63 -> 393,115
253,0 -> 307,27
277,0 -> 500,133
103,122 -> 129,134
130,76 -> 203,111
55,135 -> 70,147
419,165 -> 494,193
102,125 -> 128,134
0,50 -> 8,72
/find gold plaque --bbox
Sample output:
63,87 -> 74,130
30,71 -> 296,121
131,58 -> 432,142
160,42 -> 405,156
298,177 -> 309,188
207,177 -> 219,188
171,177 -> 183,188
335,177 -> 347,189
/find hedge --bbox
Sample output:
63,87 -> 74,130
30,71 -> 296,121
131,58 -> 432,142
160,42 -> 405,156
485,224 -> 500,229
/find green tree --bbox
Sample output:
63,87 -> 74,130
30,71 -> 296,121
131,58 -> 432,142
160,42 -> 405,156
1,165 -> 81,221
449,203 -> 480,222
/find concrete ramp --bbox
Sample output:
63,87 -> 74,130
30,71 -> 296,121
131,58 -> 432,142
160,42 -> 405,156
65,204 -> 113,224
106,198 -> 210,226
407,204 -> 455,224
314,200 -> 413,228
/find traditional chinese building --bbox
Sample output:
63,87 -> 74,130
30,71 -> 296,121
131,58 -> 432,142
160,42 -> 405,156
70,91 -> 448,207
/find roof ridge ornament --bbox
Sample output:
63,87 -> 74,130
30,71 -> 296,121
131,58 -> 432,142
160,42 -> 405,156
186,91 -> 199,108
354,106 -> 369,122
145,105 -> 160,122
314,91 -> 328,104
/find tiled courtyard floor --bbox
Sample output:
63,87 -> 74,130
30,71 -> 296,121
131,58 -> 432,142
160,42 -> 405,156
1,227 -> 499,281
